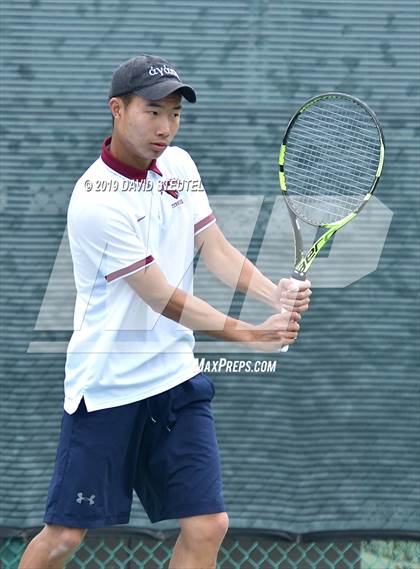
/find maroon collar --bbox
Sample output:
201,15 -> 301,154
101,136 -> 162,180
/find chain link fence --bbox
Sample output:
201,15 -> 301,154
1,532 -> 419,569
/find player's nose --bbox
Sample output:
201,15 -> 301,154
155,116 -> 171,137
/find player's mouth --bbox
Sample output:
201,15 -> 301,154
151,142 -> 167,152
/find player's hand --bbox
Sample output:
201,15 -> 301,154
274,278 -> 312,314
245,312 -> 301,352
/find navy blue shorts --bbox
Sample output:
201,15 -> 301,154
44,373 -> 225,528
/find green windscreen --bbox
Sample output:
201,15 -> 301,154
0,0 -> 419,539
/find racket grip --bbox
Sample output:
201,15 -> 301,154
279,277 -> 302,353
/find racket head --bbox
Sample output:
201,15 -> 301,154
278,93 -> 385,228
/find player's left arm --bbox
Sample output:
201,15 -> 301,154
195,223 -> 311,313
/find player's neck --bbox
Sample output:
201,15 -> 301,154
109,134 -> 151,172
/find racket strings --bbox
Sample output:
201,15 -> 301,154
289,140 -> 378,190
293,111 -> 379,173
311,101 -> 379,134
292,129 -> 381,164
284,98 -> 381,226
288,171 -> 364,215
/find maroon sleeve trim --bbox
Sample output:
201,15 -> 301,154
194,213 -> 216,235
105,255 -> 155,283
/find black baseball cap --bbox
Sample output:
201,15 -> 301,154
109,55 -> 196,103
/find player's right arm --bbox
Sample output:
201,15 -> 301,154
125,264 -> 300,352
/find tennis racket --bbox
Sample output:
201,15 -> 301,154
278,92 -> 385,352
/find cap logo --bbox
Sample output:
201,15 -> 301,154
148,65 -> 180,81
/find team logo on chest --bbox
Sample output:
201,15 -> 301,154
159,179 -> 184,207
171,198 -> 184,208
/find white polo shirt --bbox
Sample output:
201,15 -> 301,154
64,136 -> 216,414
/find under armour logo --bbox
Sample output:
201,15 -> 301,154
76,492 -> 95,505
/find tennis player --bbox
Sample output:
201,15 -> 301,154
18,55 -> 311,569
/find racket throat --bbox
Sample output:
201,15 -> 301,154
294,226 -> 339,276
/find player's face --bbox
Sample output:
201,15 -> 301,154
112,92 -> 182,169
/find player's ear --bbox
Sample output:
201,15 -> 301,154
108,97 -> 122,122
